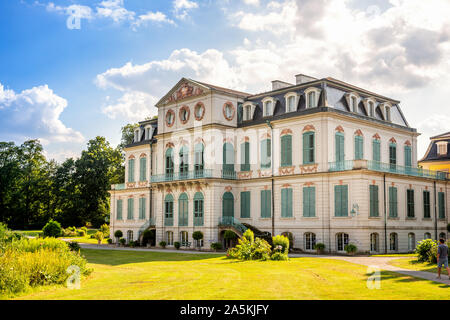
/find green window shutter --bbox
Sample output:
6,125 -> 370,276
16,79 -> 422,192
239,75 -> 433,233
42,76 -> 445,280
240,191 -> 250,218
389,187 -> 398,217
117,199 -> 123,220
423,191 -> 430,218
222,192 -> 234,218
438,192 -> 445,219
335,133 -> 345,162
389,144 -> 397,165
303,187 -> 316,217
128,159 -> 135,182
240,142 -> 250,171
404,146 -> 412,167
303,132 -> 315,164
369,185 -> 379,217
223,143 -> 235,173
261,190 -> 271,218
281,188 -> 293,217
139,198 -> 146,220
194,192 -> 204,226
281,135 -> 292,167
355,136 -> 364,160
342,186 -> 348,216
335,185 -> 348,217
261,139 -> 271,169
140,157 -> 147,181
127,198 -> 134,220
373,140 -> 380,162
407,189 -> 414,217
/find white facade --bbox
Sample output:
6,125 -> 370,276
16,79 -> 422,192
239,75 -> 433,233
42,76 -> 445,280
109,76 -> 449,253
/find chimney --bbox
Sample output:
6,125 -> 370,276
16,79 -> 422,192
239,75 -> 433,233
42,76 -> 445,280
271,80 -> 294,91
295,74 -> 317,85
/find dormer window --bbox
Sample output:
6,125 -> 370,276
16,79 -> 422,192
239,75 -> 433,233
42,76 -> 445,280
144,126 -> 151,140
351,96 -> 358,113
134,129 -> 140,143
369,101 -> 375,117
284,92 -> 298,113
379,102 -> 392,122
437,141 -> 448,155
242,102 -> 256,121
262,97 -> 276,117
385,106 -> 391,122
305,87 -> 321,109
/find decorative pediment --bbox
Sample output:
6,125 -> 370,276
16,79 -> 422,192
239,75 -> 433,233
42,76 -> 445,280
166,82 -> 204,104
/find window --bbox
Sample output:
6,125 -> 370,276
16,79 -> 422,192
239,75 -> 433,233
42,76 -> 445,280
404,146 -> 412,168
164,194 -> 174,226
407,189 -> 415,218
166,110 -> 175,127
334,185 -> 348,217
116,199 -> 123,220
139,197 -> 146,220
423,190 -> 431,218
351,96 -> 358,113
179,146 -> 189,178
281,188 -> 293,218
194,144 -> 204,174
127,230 -> 133,243
390,233 -> 398,251
354,135 -> 364,160
139,156 -> 147,181
370,233 -> 379,252
285,94 -> 297,113
222,192 -> 234,218
424,233 -> 432,239
336,233 -> 349,252
178,193 -> 188,227
389,143 -> 397,171
372,139 -> 381,169
385,106 -> 391,122
307,92 -> 317,108
127,198 -> 134,220
166,231 -> 174,246
438,192 -> 445,219
261,190 -> 272,218
165,148 -> 174,177
389,187 -> 398,218
194,192 -> 204,226
369,185 -> 379,217
261,139 -> 271,169
240,142 -> 250,171
224,103 -> 234,120
281,135 -> 292,167
437,142 -> 448,156
264,101 -> 273,117
335,132 -> 345,163
194,103 -> 205,120
180,107 -> 188,122
134,129 -> 140,142
303,187 -> 316,217
245,105 -> 252,120
223,143 -> 235,175
240,191 -> 251,218
408,233 -> 416,251
369,101 -> 375,117
304,233 -> 316,251
303,132 -> 315,164
180,231 -> 189,244
128,159 -> 135,182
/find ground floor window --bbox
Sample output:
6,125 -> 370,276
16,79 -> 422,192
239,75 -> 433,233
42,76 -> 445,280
304,232 -> 316,251
127,230 -> 133,243
424,233 -> 431,240
370,233 -> 379,252
166,231 -> 174,246
408,233 -> 416,251
180,231 -> 188,244
390,233 -> 398,251
336,233 -> 349,252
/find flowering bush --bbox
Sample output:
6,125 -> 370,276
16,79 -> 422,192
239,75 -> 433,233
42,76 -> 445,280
415,239 -> 438,263
227,230 -> 272,261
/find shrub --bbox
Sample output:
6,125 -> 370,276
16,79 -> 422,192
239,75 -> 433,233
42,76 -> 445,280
271,251 -> 289,261
100,224 -> 109,237
10,237 -> 69,253
80,226 -> 88,234
210,242 -> 222,251
129,240 -> 139,248
42,220 -> 62,238
77,229 -> 86,237
415,239 -> 438,263
142,230 -> 154,246
243,229 -> 254,242
192,231 -> 203,241
228,230 -> 272,261
119,238 -> 126,246
344,244 -> 357,254
272,235 -> 289,253
159,241 -> 167,248
224,230 -> 238,240
314,243 -> 325,252
107,238 -> 113,244
94,231 -> 104,244
174,242 -> 181,250
61,229 -> 77,237
114,230 -> 123,239
68,241 -> 81,252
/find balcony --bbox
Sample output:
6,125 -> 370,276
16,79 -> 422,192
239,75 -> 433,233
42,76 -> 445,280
111,183 -> 125,190
151,169 -> 237,183
218,216 -> 248,235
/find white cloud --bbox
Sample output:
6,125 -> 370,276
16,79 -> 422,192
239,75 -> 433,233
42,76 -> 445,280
243,0 -> 260,6
135,11 -> 176,27
0,83 -> 84,144
46,2 -> 93,19
173,0 -> 199,20
101,91 -> 158,121
96,0 -> 135,23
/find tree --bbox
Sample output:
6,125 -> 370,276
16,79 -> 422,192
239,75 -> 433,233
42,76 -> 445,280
42,219 -> 62,238
119,123 -> 139,150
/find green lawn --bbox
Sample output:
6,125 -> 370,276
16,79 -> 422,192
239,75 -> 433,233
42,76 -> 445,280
15,230 -> 43,237
14,249 -> 449,300
390,258 -> 450,276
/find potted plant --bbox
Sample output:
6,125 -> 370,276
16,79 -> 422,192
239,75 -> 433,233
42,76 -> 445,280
314,243 -> 325,255
192,231 -> 204,250
345,244 -> 357,256
94,231 -> 104,245
142,229 -> 154,248
119,238 -> 126,246
210,242 -> 222,252
114,230 -> 123,246
174,242 -> 181,250
159,241 -> 167,249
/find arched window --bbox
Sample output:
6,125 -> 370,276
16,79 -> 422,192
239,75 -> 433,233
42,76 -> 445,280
222,192 -> 234,219
389,142 -> 397,171
127,230 -> 133,244
166,231 -> 174,246
370,233 -> 379,252
408,233 -> 416,251
180,231 -> 189,244
179,146 -> 189,178
284,93 -> 298,113
424,233 -> 432,240
178,193 -> 188,227
194,192 -> 204,226
240,142 -> 250,172
194,143 -> 204,175
164,194 -> 174,226
261,139 -> 271,169
390,233 -> 398,251
165,148 -> 174,178
264,100 -> 273,117
354,135 -> 364,160
336,233 -> 349,252
280,135 -> 292,167
222,143 -> 235,177
303,132 -> 315,164
304,232 -> 316,251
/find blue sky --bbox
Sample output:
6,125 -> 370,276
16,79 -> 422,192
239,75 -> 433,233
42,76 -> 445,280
1,0 -> 450,161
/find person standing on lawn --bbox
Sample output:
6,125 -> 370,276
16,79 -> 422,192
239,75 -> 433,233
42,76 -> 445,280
437,238 -> 450,280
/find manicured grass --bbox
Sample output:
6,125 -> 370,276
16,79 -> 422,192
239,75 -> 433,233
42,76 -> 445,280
390,258 -> 450,276
371,253 -> 417,258
14,249 -> 449,300
14,230 -> 43,237
61,236 -> 106,244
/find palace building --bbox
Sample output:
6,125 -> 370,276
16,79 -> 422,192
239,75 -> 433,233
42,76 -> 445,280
109,74 -> 449,254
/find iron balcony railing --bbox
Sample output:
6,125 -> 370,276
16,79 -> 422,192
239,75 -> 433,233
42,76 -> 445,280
112,183 -> 126,190
150,169 -> 237,183
218,216 -> 248,235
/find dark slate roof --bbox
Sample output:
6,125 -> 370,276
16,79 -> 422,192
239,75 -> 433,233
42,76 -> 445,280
420,135 -> 450,162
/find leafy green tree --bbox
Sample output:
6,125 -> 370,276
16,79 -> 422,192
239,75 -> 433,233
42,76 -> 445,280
119,123 -> 139,150
42,219 -> 62,238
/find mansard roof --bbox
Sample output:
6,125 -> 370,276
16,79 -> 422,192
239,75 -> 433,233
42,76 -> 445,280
420,133 -> 450,162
